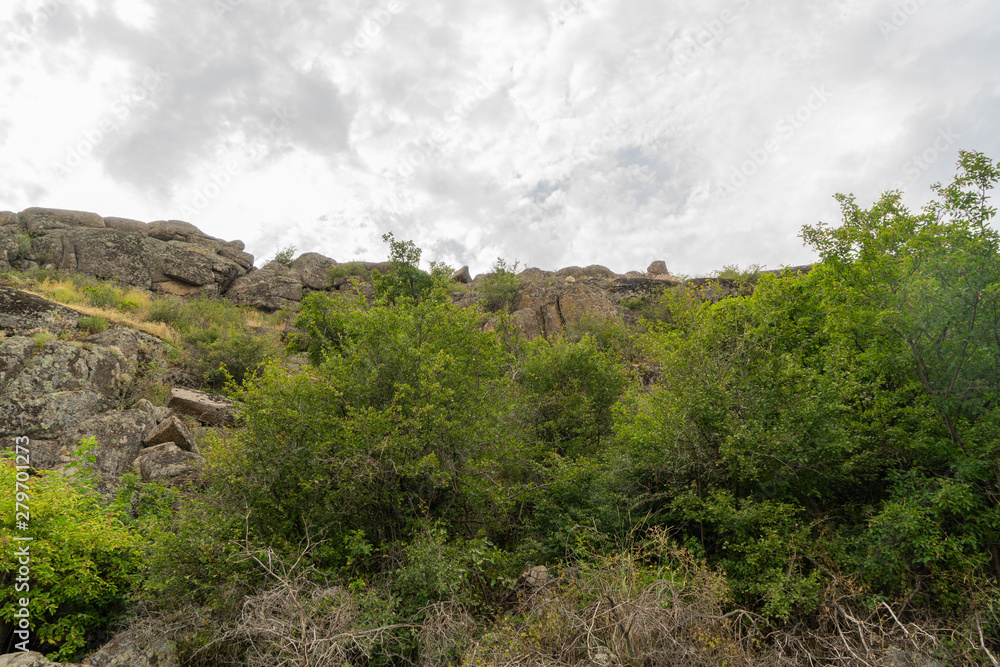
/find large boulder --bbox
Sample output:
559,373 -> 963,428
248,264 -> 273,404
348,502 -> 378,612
226,262 -> 303,311
60,402 -> 168,477
146,239 -> 247,295
0,287 -> 80,336
0,332 -> 141,440
647,260 -> 668,275
168,387 -> 235,426
146,219 -> 212,243
558,281 -> 621,326
291,252 -> 337,290
9,208 -> 254,296
143,414 -> 198,452
517,267 -> 553,281
0,210 -> 19,227
18,206 -> 105,232
84,622 -> 180,667
555,265 -> 617,280
0,216 -> 22,271
29,228 -> 152,287
450,265 -> 471,284
133,441 -> 203,484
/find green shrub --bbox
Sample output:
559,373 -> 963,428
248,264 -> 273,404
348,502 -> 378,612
14,233 -> 32,260
77,315 -> 109,334
373,233 -> 452,305
82,284 -> 122,309
193,325 -> 279,390
32,332 -> 55,352
116,298 -> 141,313
0,444 -> 143,661
145,296 -> 284,390
621,296 -> 645,311
477,258 -> 520,313
146,298 -> 188,328
519,335 -> 628,457
328,261 -> 373,281
269,244 -> 296,267
712,262 -> 763,287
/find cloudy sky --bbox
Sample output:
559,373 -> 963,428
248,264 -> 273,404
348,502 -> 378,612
1,0 -> 998,276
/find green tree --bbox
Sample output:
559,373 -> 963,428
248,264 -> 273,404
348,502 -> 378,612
374,232 -> 451,305
800,150 -> 1000,609
0,445 -> 142,661
215,280 -> 534,562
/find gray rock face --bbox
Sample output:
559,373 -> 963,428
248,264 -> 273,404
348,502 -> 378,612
0,334 -> 140,440
226,262 -> 303,311
511,307 -> 543,339
41,229 -> 152,287
19,206 -> 105,232
608,277 -> 680,303
511,280 -> 620,339
0,293 -> 179,475
146,219 -> 212,242
7,207 -> 253,295
0,287 -> 81,336
647,260 -> 668,275
102,216 -> 148,234
517,267 -> 553,281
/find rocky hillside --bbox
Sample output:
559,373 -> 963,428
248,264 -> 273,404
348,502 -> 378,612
0,206 -> 809,665
2,206 -> 808,340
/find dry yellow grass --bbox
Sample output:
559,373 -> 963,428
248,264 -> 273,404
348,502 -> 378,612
6,270 -> 283,344
27,292 -> 180,343
12,275 -> 181,344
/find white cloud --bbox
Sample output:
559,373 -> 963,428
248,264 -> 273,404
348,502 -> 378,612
0,0 -> 998,274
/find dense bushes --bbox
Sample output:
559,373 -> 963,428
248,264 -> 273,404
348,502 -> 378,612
8,153 -> 1000,664
476,258 -> 520,313
147,296 -> 285,390
0,442 -> 143,661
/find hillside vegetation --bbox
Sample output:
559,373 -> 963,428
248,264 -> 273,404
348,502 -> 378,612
3,150 -> 1000,665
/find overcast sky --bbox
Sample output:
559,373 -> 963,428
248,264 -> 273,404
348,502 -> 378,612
1,0 -> 998,275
